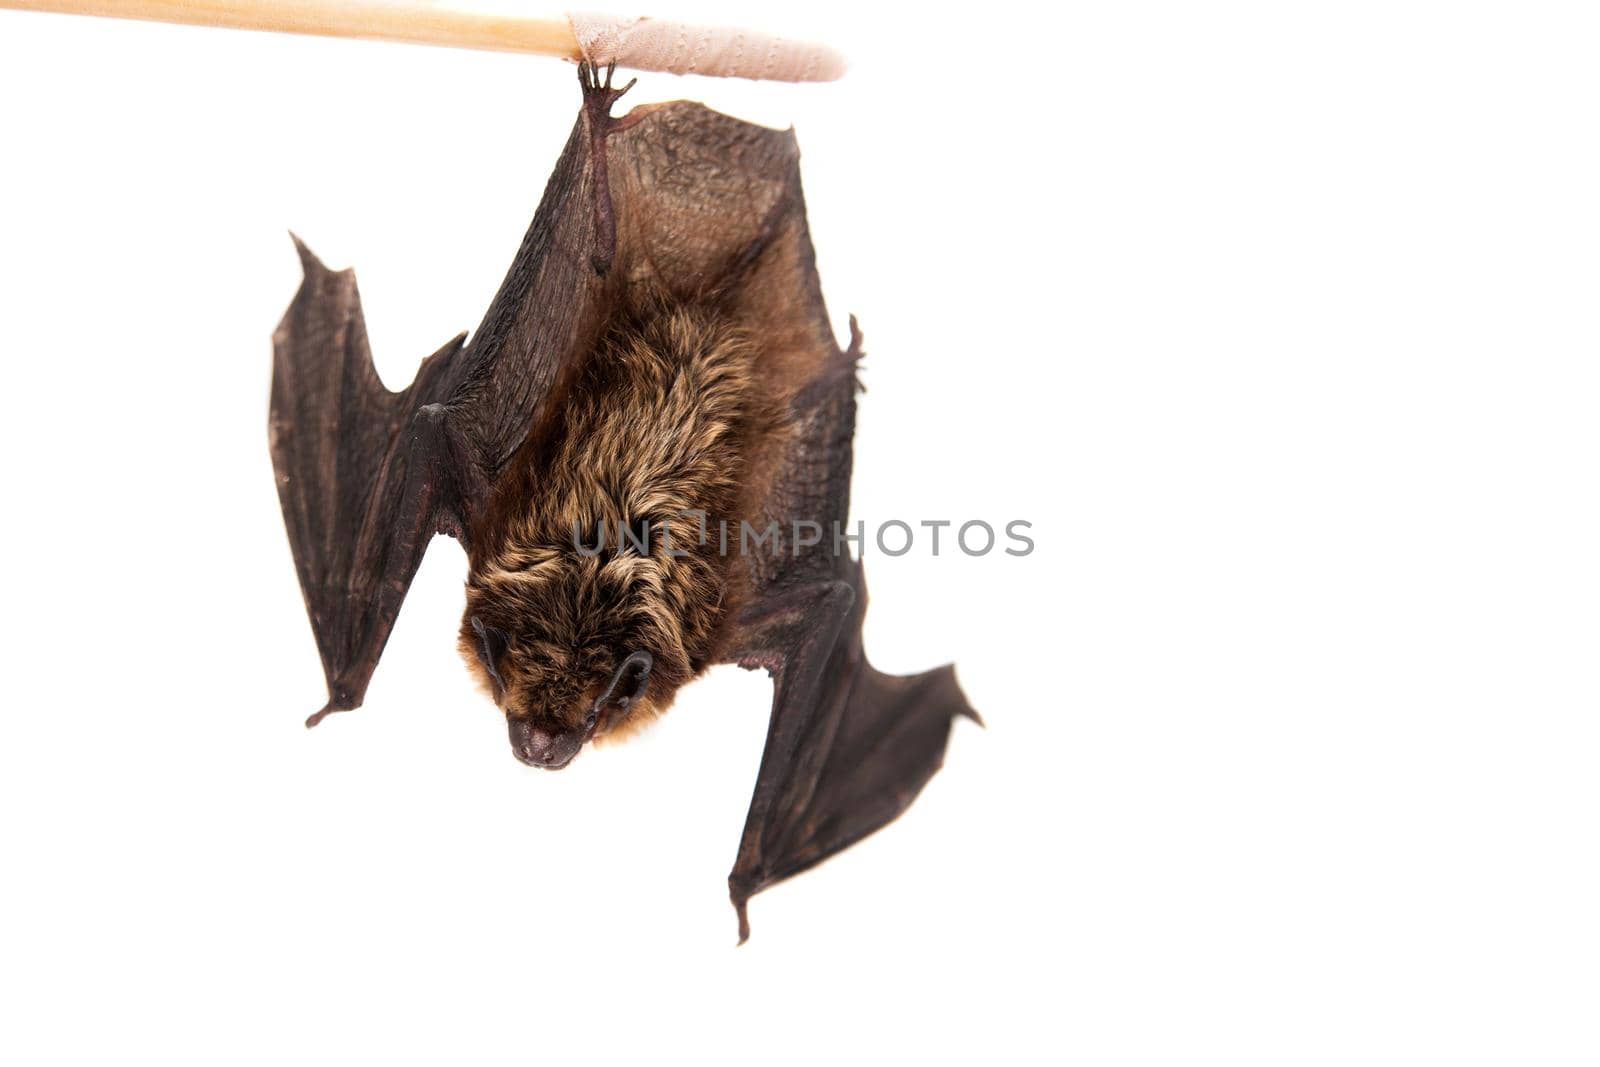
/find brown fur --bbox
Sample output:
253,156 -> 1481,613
458,303 -> 782,742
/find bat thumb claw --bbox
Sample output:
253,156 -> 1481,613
734,897 -> 751,945
305,702 -> 347,729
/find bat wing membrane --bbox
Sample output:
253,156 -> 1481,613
267,110 -> 608,722
723,329 -> 980,943
268,238 -> 475,725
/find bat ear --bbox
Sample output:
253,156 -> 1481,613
470,615 -> 511,696
591,650 -> 654,725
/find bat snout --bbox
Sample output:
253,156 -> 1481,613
508,718 -> 584,770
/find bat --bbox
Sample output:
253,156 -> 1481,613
268,64 -> 979,941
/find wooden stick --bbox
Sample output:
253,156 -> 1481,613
0,1 -> 847,81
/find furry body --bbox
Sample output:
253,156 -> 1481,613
458,305 -> 779,742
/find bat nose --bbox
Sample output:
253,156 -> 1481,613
508,718 -> 582,769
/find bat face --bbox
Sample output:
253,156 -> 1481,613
457,543 -> 693,769
457,307 -> 770,768
460,599 -> 660,769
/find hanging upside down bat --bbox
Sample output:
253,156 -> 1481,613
268,64 -> 978,941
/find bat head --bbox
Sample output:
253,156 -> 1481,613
457,515 -> 731,770
458,307 -> 769,769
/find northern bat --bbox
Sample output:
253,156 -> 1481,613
269,64 -> 978,941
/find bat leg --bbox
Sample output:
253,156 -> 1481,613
576,60 -> 637,276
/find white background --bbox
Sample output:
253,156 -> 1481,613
1,2 -> 1596,1063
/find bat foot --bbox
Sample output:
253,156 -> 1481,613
577,60 -> 635,277
843,314 -> 868,394
576,60 -> 636,117
845,314 -> 865,360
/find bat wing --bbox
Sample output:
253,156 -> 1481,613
269,95 -> 616,725
719,310 -> 980,940
727,555 -> 977,943
269,238 -> 474,725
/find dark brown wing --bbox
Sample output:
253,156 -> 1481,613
269,96 -> 615,725
726,556 -> 976,944
269,239 -> 473,725
716,285 -> 981,939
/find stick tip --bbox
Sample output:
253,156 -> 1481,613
568,14 -> 846,82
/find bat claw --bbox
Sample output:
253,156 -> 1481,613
577,59 -> 635,114
305,699 -> 355,728
577,59 -> 634,276
845,314 -> 865,360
